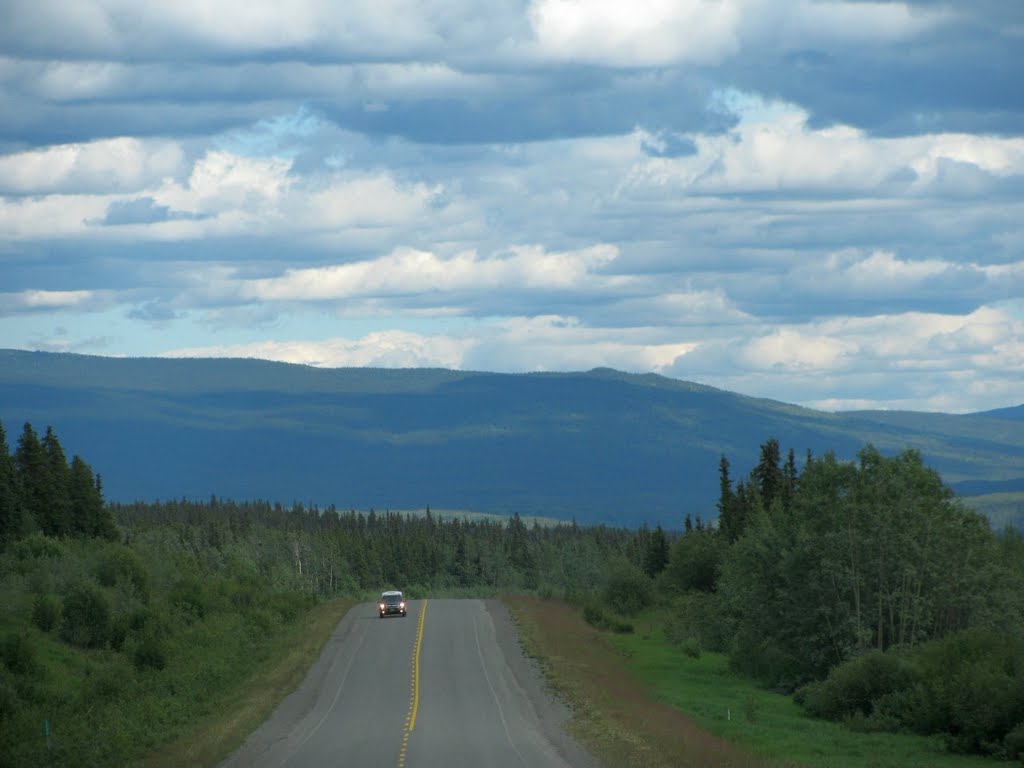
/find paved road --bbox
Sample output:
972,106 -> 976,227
221,598 -> 595,768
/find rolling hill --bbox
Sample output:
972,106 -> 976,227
1,349 -> 1021,529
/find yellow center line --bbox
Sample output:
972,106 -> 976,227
399,599 -> 428,767
409,599 -> 427,731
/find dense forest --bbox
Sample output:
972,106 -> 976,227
1,421 -> 1023,765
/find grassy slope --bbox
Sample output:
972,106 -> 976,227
504,597 -> 1000,768
133,598 -> 356,768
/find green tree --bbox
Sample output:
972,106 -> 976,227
716,454 -> 740,542
753,437 -> 783,513
70,457 -> 117,539
42,426 -> 73,536
0,421 -> 24,545
15,422 -> 47,535
644,524 -> 670,578
664,528 -> 724,593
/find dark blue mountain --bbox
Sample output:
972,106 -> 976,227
1,350 -> 1021,529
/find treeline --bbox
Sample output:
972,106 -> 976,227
0,420 -> 117,545
111,497 -> 663,598
659,439 -> 1024,761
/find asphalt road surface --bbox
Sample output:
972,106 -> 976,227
221,598 -> 597,768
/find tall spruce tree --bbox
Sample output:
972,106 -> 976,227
754,437 -> 783,513
643,524 -> 670,577
43,426 -> 73,536
15,422 -> 48,535
0,421 -> 23,544
69,456 -> 117,539
717,454 -> 739,541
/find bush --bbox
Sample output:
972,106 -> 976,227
168,576 -> 210,620
601,561 -> 652,616
1004,722 -> 1024,764
61,583 -> 112,649
0,676 -> 18,722
133,631 -> 167,671
797,649 -> 917,721
908,629 -> 1024,756
31,594 -> 62,633
83,657 -> 135,703
12,533 -> 64,561
582,600 -> 634,633
0,633 -> 37,676
664,592 -> 731,653
679,636 -> 702,659
96,544 -> 150,601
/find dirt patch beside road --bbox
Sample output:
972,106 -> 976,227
501,595 -> 772,768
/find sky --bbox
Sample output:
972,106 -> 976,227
1,0 -> 1022,414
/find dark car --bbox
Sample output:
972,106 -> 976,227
379,590 -> 407,618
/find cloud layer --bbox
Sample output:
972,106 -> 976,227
1,0 -> 1021,413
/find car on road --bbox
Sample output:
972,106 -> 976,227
379,590 -> 407,618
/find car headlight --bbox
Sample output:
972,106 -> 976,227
379,603 -> 385,610
400,602 -> 405,609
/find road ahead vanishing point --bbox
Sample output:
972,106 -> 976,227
222,599 -> 595,768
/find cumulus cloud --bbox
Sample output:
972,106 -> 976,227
0,0 -> 1021,413
165,330 -> 475,369
0,137 -> 184,195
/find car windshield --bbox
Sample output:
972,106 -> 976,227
383,595 -> 402,604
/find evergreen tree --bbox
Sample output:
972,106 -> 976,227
0,421 -> 24,544
643,524 -> 670,577
15,422 -> 47,535
782,448 -> 798,513
754,437 -> 783,513
43,426 -> 73,536
69,458 -> 117,540
717,454 -> 739,541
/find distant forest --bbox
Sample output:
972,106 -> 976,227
1,421 -> 1023,764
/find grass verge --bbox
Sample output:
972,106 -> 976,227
610,612 -> 997,768
504,598 -> 1001,768
133,597 -> 356,768
503,595 -> 776,768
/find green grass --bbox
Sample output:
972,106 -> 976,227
609,612 -> 1000,768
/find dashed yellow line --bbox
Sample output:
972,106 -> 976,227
399,599 -> 427,767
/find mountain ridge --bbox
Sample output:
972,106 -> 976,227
1,349 -> 1021,529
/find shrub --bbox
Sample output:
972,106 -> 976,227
12,533 -> 64,561
679,636 -> 702,659
31,594 -> 62,633
96,544 -> 150,601
582,600 -> 634,633
1004,722 -> 1024,764
665,592 -> 731,653
133,631 -> 167,671
0,633 -> 37,676
583,601 -> 605,627
168,576 -> 209,620
83,657 -> 135,703
601,561 -> 652,616
61,583 -> 112,649
0,676 -> 18,722
797,649 -> 916,721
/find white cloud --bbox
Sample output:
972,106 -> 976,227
164,330 -> 474,369
527,0 -> 939,68
233,245 -> 619,302
0,289 -> 109,315
0,137 -> 184,194
528,0 -> 742,66
163,314 -> 696,374
628,105 -> 1024,195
